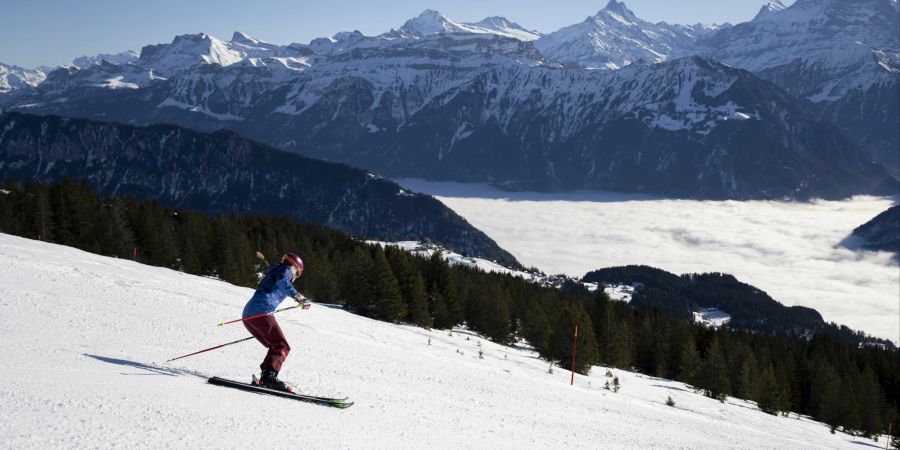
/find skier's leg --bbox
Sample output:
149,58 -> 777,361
244,316 -> 275,370
259,317 -> 291,372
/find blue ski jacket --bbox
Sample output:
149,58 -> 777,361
243,263 -> 300,318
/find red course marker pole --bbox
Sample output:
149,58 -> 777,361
571,324 -> 579,386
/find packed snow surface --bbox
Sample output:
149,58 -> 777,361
0,234 -> 881,448
396,179 -> 900,343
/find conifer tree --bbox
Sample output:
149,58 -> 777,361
698,338 -> 730,401
734,352 -> 758,400
342,246 -> 375,314
428,281 -> 451,329
521,297 -> 552,355
466,282 -> 512,344
756,364 -> 787,415
857,366 -> 882,437
428,251 -> 461,328
677,332 -> 702,386
369,245 -> 406,322
385,247 -> 431,327
548,303 -> 600,374
607,318 -> 633,369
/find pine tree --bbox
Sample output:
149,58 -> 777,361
521,298 -> 552,355
757,364 -> 788,415
548,303 -> 600,374
677,332 -> 702,387
733,353 -> 758,400
342,246 -> 375,314
607,314 -> 633,369
698,338 -> 730,401
465,282 -> 512,344
818,369 -> 844,433
857,366 -> 882,437
428,251 -> 461,328
369,245 -> 406,322
385,247 -> 431,327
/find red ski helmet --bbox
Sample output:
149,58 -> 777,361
283,252 -> 304,278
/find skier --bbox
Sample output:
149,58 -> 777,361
243,252 -> 310,392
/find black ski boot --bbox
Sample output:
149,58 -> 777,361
257,368 -> 292,392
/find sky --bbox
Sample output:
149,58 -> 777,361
397,179 -> 900,343
0,0 -> 790,68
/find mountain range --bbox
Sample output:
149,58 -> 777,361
1,0 -> 897,199
0,111 -> 519,267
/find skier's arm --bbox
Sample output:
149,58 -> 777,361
275,267 -> 300,299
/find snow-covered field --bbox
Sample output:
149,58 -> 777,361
0,234 -> 884,448
396,179 -> 900,343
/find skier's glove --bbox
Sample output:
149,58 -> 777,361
294,293 -> 311,309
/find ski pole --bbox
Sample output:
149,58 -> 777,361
166,336 -> 255,363
217,305 -> 301,327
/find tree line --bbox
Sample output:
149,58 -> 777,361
0,178 -> 897,442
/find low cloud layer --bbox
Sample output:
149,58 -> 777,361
398,179 -> 899,342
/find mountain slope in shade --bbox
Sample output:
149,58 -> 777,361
0,111 -> 519,267
850,205 -> 900,258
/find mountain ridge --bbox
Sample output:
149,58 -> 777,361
0,111 -> 520,267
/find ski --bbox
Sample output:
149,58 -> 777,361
208,377 -> 354,409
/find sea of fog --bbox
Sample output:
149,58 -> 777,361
396,178 -> 899,343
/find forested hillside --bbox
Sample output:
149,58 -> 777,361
0,178 -> 897,438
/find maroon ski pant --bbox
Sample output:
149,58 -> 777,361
243,315 -> 291,373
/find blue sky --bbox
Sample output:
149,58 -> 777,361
1,0 -> 788,68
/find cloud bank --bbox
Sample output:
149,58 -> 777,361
397,179 -> 899,342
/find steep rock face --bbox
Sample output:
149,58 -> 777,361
851,205 -> 900,257
0,112 -> 519,267
696,0 -> 900,174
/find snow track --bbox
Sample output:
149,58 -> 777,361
0,234 -> 879,448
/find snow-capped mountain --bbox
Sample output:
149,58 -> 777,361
1,6 -> 897,199
0,63 -> 46,94
753,0 -> 788,20
469,16 -> 542,42
71,49 -> 140,68
696,0 -> 900,174
135,32 -> 311,78
388,9 -> 541,41
534,0 -> 726,69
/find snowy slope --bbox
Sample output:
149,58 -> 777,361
0,233 -> 882,448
